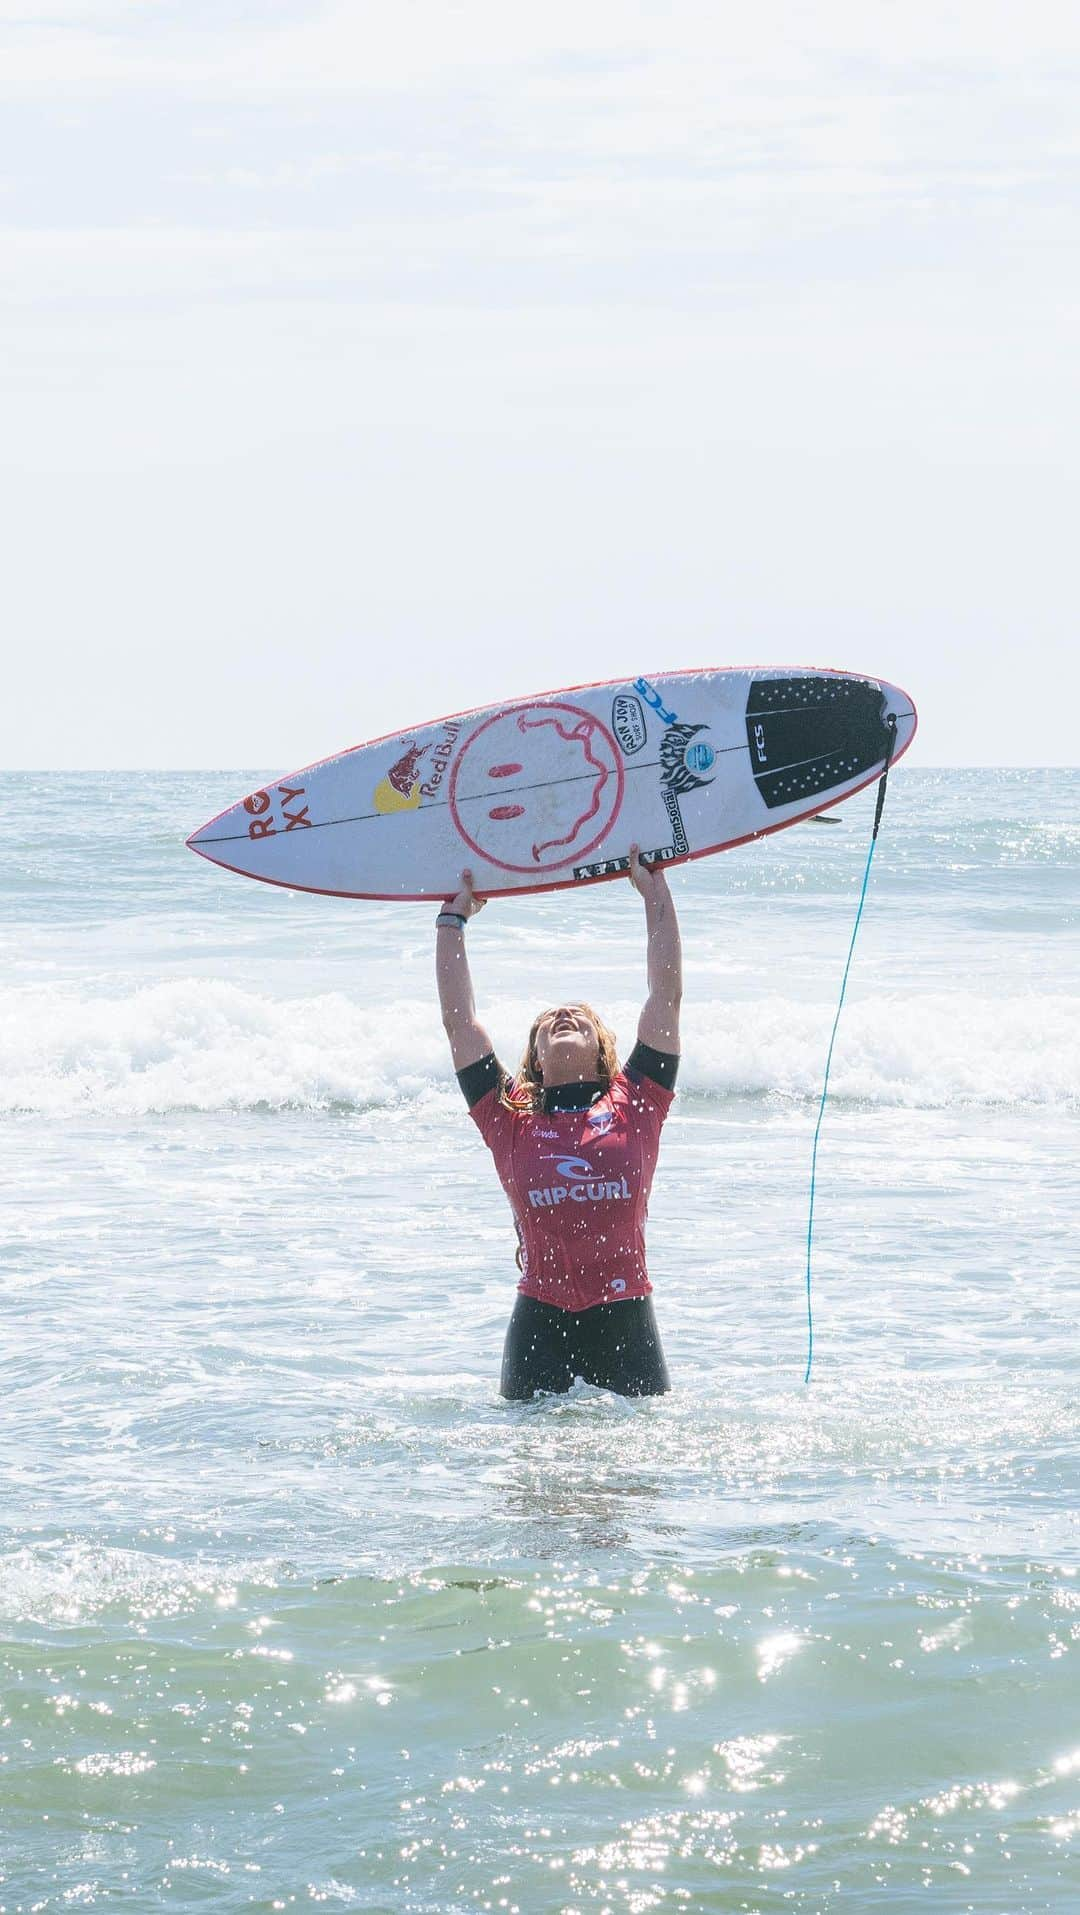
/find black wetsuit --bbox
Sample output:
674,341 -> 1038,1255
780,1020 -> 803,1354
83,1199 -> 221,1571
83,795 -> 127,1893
457,1044 -> 677,1400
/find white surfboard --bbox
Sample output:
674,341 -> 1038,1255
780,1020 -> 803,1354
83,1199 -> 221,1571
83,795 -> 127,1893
187,666 -> 917,900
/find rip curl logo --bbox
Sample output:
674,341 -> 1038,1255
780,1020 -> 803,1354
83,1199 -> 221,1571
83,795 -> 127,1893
529,1152 -> 632,1208
660,722 -> 716,797
550,1154 -> 593,1178
610,1277 -> 627,1294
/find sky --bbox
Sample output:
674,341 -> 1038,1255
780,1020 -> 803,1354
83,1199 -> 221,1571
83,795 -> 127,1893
2,0 -> 1078,768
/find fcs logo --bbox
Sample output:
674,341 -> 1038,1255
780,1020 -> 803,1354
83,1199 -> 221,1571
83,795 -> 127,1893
634,676 -> 679,727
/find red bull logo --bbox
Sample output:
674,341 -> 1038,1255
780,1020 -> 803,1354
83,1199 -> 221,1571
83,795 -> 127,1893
388,743 -> 425,794
374,742 -> 426,814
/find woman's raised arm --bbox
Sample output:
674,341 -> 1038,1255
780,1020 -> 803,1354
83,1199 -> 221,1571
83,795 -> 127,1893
628,846 -> 682,1055
435,869 -> 495,1071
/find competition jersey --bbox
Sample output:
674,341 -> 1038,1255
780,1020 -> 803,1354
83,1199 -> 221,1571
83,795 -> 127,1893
468,1063 -> 674,1312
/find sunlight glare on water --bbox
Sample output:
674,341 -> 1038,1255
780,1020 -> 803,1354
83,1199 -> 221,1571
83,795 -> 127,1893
1,769 -> 1078,1911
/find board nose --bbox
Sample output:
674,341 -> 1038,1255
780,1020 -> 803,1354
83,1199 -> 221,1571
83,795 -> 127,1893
185,796 -> 251,867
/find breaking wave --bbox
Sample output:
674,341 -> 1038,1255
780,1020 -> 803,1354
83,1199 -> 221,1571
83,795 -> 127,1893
0,980 -> 1077,1116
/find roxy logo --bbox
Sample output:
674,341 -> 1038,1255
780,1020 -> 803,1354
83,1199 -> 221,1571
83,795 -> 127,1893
243,783 -> 312,839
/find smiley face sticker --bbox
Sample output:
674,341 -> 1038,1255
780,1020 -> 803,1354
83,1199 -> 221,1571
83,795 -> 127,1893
448,702 -> 625,874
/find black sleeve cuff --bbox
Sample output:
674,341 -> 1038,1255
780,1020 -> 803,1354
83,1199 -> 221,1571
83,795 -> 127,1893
625,1040 -> 679,1091
456,1051 -> 505,1109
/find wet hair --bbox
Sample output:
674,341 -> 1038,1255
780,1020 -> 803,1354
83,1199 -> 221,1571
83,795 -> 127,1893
500,1002 -> 619,1113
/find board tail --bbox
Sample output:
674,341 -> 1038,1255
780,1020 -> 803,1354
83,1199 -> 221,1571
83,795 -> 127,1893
745,676 -> 896,810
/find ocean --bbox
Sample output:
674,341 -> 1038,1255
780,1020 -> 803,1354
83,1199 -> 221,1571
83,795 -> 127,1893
2,767 -> 1078,1912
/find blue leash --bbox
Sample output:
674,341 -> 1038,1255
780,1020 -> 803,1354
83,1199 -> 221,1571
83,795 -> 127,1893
804,718 -> 897,1384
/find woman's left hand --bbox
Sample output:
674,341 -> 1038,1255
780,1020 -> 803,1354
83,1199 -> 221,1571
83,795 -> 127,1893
628,844 -> 669,903
629,843 -> 682,1050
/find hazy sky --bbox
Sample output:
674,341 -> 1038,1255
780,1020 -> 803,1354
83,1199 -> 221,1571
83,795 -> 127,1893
3,0 -> 1078,767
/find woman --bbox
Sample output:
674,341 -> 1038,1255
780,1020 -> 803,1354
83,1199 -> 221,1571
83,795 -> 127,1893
435,847 -> 682,1400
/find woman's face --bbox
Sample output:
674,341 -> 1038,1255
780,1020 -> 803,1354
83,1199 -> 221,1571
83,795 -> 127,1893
532,1004 -> 602,1085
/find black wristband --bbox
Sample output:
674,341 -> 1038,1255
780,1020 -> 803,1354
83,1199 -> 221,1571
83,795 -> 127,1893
436,912 -> 467,930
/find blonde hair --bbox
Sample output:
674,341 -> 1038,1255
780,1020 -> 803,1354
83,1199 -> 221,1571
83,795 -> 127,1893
500,1002 -> 619,1113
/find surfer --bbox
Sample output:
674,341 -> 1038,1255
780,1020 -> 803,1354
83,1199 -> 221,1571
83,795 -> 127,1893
435,848 -> 681,1400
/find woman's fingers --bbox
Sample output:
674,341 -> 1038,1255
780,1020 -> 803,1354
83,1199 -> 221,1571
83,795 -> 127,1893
452,868 -> 486,916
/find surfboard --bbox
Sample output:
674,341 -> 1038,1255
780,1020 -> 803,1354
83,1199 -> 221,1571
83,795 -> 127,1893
186,666 -> 917,900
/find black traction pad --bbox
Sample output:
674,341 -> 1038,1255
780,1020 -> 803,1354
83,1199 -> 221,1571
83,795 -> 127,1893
745,676 -> 890,810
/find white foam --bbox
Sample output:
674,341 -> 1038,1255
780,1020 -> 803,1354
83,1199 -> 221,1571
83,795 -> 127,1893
0,980 -> 1076,1115
0,1540 -> 284,1626
680,990 -> 1080,1109
0,980 -> 446,1117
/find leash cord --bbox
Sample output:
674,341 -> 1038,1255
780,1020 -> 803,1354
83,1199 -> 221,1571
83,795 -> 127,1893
804,716 -> 897,1384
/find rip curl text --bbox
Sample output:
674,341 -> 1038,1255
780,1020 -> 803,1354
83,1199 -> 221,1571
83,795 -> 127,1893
528,1177 -> 632,1208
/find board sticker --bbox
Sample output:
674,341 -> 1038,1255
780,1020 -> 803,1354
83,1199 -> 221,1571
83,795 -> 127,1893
448,702 -> 625,874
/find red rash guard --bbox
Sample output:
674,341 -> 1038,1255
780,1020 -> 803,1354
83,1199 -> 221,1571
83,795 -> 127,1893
468,1066 -> 674,1312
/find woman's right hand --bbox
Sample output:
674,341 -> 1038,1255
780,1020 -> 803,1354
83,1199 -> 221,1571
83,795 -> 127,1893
435,870 -> 494,1068
442,868 -> 487,922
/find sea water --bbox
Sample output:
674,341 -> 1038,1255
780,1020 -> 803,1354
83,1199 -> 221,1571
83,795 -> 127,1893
1,767 -> 1078,1913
